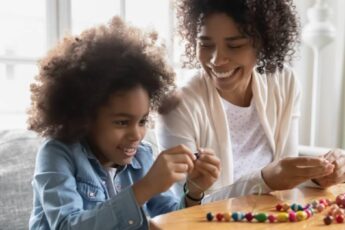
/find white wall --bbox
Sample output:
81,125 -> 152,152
294,0 -> 345,148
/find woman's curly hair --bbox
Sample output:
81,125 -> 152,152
27,17 -> 176,142
176,0 -> 300,73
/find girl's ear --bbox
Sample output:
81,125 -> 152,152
158,90 -> 182,115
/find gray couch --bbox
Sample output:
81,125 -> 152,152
0,129 -> 42,230
0,128 -> 159,230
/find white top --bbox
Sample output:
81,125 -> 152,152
222,98 -> 272,182
157,66 -> 301,200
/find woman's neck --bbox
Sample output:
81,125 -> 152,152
219,76 -> 253,107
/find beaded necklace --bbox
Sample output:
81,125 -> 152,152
205,193 -> 345,225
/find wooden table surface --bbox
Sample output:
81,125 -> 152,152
151,184 -> 345,229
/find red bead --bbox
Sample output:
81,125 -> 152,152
268,214 -> 276,223
216,213 -> 224,221
276,204 -> 283,211
245,212 -> 254,222
336,215 -> 344,223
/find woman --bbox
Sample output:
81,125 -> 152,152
157,0 -> 345,200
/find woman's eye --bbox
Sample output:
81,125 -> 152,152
199,42 -> 214,48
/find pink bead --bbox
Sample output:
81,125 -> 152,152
305,210 -> 312,218
288,212 -> 296,222
317,204 -> 325,212
245,212 -> 254,222
268,214 -> 276,223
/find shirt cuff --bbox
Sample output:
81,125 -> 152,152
109,187 -> 147,229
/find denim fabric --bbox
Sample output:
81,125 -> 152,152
29,139 -> 181,230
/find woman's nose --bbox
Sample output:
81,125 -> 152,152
210,48 -> 229,67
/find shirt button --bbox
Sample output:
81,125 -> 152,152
89,192 -> 95,197
128,220 -> 134,225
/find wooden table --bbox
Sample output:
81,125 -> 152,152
151,184 -> 345,229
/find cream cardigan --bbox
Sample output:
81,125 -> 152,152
157,66 -> 301,199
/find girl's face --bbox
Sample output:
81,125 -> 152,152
196,13 -> 257,94
88,86 -> 150,167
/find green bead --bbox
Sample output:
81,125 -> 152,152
255,213 -> 268,222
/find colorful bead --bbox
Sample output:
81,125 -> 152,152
288,212 -> 296,222
255,213 -> 268,222
223,212 -> 231,221
231,212 -> 244,221
336,214 -> 344,223
216,213 -> 224,221
282,203 -> 290,211
245,212 -> 254,222
276,213 -> 289,222
311,200 -> 319,208
323,215 -> 333,225
317,203 -> 325,212
296,211 -> 307,221
276,204 -> 283,212
206,212 -> 214,221
305,209 -> 312,218
268,214 -> 276,223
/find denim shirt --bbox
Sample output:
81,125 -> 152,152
29,139 -> 182,230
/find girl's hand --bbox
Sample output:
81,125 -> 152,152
186,148 -> 221,199
261,156 -> 334,190
312,149 -> 345,188
133,145 -> 195,205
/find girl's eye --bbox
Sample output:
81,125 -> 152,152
139,118 -> 149,127
113,120 -> 129,126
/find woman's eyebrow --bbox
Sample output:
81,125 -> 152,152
197,35 -> 247,41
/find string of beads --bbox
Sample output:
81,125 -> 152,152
205,193 -> 345,225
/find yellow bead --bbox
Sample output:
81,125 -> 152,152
296,211 -> 307,221
223,212 -> 231,221
277,213 -> 289,222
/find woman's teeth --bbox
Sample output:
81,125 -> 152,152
213,69 -> 236,79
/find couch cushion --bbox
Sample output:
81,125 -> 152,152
0,129 -> 42,230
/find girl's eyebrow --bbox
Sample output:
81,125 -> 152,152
109,112 -> 149,118
197,35 -> 247,41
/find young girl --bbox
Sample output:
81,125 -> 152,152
28,17 -> 220,229
157,0 -> 345,200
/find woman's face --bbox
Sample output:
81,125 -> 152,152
196,13 -> 257,94
87,86 -> 149,167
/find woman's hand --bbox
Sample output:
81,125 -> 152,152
261,156 -> 334,190
186,148 -> 221,201
312,149 -> 345,188
133,145 -> 195,205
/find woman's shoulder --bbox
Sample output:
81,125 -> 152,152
175,69 -> 209,104
256,65 -> 300,93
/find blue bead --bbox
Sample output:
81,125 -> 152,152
232,212 -> 243,221
206,212 -> 214,221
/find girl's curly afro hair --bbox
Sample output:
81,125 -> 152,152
27,17 -> 176,142
176,0 -> 300,74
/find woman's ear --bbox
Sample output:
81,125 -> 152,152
158,90 -> 182,115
